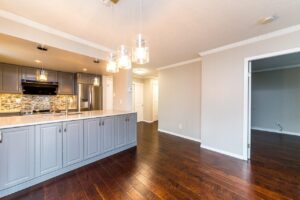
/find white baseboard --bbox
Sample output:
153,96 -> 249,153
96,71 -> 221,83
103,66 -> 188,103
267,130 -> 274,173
200,144 -> 245,160
252,127 -> 300,137
158,129 -> 201,143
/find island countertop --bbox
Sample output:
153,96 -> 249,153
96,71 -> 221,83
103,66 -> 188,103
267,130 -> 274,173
0,110 -> 136,129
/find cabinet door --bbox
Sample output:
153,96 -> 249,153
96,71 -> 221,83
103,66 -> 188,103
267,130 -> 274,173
102,117 -> 115,153
127,114 -> 137,144
63,120 -> 84,167
21,67 -> 37,80
84,118 -> 101,159
47,70 -> 58,82
58,72 -> 75,95
115,115 -> 127,148
0,64 -> 2,91
0,126 -> 35,190
1,63 -> 20,93
35,123 -> 63,176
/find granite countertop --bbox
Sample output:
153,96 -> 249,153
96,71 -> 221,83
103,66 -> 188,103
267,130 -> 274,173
0,110 -> 136,129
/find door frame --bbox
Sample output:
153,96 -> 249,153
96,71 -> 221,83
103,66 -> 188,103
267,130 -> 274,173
243,47 -> 300,160
132,81 -> 144,122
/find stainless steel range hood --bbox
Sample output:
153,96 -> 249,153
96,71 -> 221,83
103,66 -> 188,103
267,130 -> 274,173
21,79 -> 58,95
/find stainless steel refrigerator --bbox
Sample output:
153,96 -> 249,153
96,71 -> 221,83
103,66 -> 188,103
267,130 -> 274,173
77,81 -> 102,112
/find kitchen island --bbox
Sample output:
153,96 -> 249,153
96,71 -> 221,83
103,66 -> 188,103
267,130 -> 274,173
0,110 -> 137,198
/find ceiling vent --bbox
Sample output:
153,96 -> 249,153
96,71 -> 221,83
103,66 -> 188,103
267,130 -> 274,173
37,44 -> 48,51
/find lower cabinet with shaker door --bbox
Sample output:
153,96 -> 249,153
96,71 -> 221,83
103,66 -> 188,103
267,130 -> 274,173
127,113 -> 137,144
115,115 -> 128,148
101,116 -> 115,153
35,123 -> 63,176
84,118 -> 101,159
0,126 -> 35,190
63,120 -> 84,167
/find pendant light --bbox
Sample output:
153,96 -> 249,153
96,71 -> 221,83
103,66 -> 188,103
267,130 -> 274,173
132,0 -> 149,64
106,5 -> 119,73
106,52 -> 119,73
117,45 -> 132,69
36,68 -> 48,81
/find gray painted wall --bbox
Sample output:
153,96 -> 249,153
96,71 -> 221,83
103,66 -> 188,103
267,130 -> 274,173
201,29 -> 300,159
158,61 -> 201,141
252,68 -> 300,135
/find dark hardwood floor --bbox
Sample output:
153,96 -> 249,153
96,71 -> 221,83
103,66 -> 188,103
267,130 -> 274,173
3,123 -> 300,200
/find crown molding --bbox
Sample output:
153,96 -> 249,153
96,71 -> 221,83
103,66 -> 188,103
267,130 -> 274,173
0,9 -> 113,53
199,24 -> 300,57
157,58 -> 201,71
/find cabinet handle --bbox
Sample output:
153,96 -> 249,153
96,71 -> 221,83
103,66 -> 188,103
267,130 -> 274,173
64,128 -> 67,132
59,128 -> 62,133
102,121 -> 104,126
0,131 -> 2,143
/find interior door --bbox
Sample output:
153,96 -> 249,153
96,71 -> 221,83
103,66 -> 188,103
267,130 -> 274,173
133,82 -> 144,122
152,80 -> 159,121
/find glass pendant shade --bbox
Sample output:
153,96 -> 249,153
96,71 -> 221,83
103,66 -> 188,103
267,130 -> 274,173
36,69 -> 48,81
106,53 -> 119,73
132,34 -> 149,64
117,45 -> 132,69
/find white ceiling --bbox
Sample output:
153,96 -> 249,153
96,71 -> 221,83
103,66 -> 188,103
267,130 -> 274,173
1,0 -> 300,72
0,33 -> 109,75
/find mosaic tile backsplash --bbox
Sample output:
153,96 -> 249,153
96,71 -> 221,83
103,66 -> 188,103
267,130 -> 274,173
0,94 -> 77,113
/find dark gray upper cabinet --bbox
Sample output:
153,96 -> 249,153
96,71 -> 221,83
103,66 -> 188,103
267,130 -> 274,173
21,67 -> 57,82
0,64 -> 2,91
21,67 -> 37,81
58,72 -> 75,95
0,63 -> 20,93
46,70 -> 58,82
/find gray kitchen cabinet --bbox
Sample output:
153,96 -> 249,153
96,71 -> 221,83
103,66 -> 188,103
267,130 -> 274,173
115,115 -> 127,148
47,70 -> 58,82
0,63 -> 20,93
58,72 -> 75,95
0,65 -> 2,91
63,120 -> 84,167
83,118 -> 101,159
127,114 -> 137,144
0,126 -> 35,190
35,123 -> 63,176
21,67 -> 37,81
102,116 -> 115,153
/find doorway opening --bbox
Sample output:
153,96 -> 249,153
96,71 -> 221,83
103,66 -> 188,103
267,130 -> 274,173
132,81 -> 144,122
245,49 -> 300,164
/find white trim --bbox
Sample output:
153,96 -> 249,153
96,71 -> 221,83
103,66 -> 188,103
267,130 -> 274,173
158,129 -> 201,143
253,63 -> 300,73
252,127 -> 300,137
157,58 -> 201,71
201,144 -> 245,160
0,9 -> 113,53
199,24 -> 300,56
243,48 -> 300,161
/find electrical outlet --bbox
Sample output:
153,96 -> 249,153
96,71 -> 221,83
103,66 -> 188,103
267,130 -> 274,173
178,123 -> 183,130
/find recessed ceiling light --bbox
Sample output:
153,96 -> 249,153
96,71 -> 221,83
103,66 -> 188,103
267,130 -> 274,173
83,68 -> 87,72
133,68 -> 148,75
259,16 -> 277,25
35,59 -> 41,63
